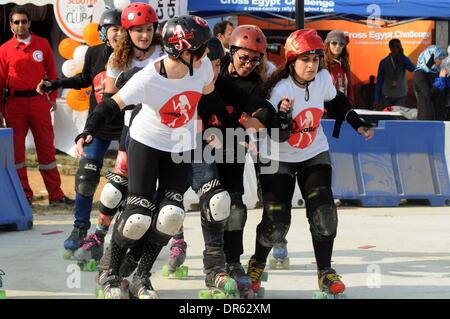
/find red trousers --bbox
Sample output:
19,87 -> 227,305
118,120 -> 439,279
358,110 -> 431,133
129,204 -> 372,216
4,95 -> 64,201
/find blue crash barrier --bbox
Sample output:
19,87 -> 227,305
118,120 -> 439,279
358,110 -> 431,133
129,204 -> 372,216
322,120 -> 450,206
0,128 -> 33,230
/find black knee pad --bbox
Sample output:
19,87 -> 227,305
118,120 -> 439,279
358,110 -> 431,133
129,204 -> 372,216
225,193 -> 247,231
257,201 -> 291,247
199,179 -> 230,226
146,190 -> 185,246
75,159 -> 101,197
99,171 -> 128,216
113,195 -> 155,249
306,187 -> 337,241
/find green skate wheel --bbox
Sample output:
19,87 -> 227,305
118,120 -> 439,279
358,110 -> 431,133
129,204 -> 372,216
180,266 -> 188,277
260,272 -> 269,282
95,286 -> 105,299
268,257 -> 277,269
174,268 -> 185,280
312,291 -> 326,299
62,250 -> 74,260
0,290 -> 6,299
256,287 -> 265,298
161,265 -> 170,277
198,290 -> 213,299
212,290 -> 227,299
282,257 -> 290,269
84,260 -> 98,272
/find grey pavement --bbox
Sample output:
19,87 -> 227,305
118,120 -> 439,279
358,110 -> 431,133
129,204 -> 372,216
0,206 -> 449,299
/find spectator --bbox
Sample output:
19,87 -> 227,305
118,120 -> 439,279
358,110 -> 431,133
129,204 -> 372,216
360,75 -> 376,110
324,30 -> 354,106
374,38 -> 416,110
214,20 -> 234,51
0,6 -> 74,206
414,45 -> 447,120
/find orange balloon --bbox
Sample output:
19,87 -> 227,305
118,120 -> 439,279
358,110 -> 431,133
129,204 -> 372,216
83,23 -> 102,46
58,38 -> 82,60
66,88 -> 90,112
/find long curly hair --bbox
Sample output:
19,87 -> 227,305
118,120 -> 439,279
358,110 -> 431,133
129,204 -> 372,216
111,27 -> 163,71
324,43 -> 350,78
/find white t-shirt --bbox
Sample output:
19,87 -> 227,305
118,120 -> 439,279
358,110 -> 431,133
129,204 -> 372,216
259,69 -> 337,163
106,46 -> 164,125
120,56 -> 214,153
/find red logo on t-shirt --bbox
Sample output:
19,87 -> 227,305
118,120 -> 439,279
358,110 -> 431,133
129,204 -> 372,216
93,71 -> 106,103
159,91 -> 202,128
288,108 -> 323,149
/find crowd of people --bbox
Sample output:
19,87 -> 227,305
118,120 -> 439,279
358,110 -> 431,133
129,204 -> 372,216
1,3 -> 448,300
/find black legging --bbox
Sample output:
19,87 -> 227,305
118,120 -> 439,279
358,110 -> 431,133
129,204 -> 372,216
255,155 -> 335,270
109,138 -> 190,277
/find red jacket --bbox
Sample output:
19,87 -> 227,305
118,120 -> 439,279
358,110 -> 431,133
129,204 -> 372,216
0,33 -> 57,102
328,59 -> 354,106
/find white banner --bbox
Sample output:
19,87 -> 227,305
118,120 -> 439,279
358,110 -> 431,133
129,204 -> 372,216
148,0 -> 188,22
54,0 -> 109,42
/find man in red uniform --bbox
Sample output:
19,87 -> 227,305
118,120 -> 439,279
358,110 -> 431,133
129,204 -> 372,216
0,6 -> 74,206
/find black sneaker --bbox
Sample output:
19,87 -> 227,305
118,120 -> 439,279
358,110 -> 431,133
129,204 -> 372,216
49,196 -> 75,206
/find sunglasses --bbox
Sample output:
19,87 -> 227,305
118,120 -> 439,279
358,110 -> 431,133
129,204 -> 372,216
330,41 -> 346,47
237,54 -> 261,66
12,19 -> 28,25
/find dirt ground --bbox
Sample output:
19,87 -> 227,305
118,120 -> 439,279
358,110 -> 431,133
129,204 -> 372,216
25,151 -> 115,213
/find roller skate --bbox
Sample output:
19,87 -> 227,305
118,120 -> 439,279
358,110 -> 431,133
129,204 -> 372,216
128,273 -> 159,299
247,257 -> 269,298
198,270 -> 239,299
226,262 -> 253,299
313,267 -> 346,299
0,269 -> 5,299
74,233 -> 104,272
162,238 -> 188,279
269,240 -> 290,270
63,227 -> 87,260
96,270 -> 126,299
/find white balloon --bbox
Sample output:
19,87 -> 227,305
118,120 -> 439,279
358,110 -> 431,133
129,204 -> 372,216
62,59 -> 80,78
61,89 -> 70,98
73,45 -> 88,70
114,0 -> 130,11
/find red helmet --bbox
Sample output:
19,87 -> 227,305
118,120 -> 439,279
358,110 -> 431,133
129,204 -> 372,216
284,29 -> 324,62
229,25 -> 267,55
121,2 -> 158,30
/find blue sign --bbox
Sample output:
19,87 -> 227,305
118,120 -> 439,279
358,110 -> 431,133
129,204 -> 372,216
188,0 -> 450,19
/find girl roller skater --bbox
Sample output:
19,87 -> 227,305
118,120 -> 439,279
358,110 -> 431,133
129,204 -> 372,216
217,25 -> 270,293
75,15 -> 218,299
73,2 -> 164,274
247,29 -> 374,299
37,8 -> 122,261
194,37 -> 272,298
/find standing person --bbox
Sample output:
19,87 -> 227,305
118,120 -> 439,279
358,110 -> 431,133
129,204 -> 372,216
196,37 -> 272,298
360,75 -> 376,110
249,29 -> 374,298
214,20 -> 234,52
324,30 -> 354,106
374,38 -> 415,110
73,2 -> 164,272
0,6 -> 74,207
219,24 -> 269,287
75,15 -> 215,299
413,45 -> 447,120
37,8 -> 122,258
